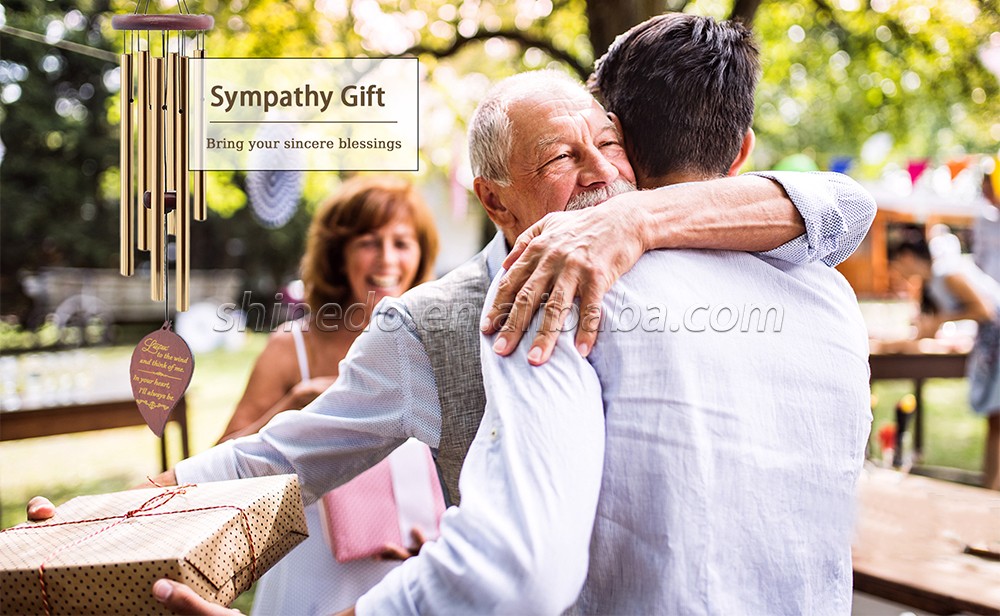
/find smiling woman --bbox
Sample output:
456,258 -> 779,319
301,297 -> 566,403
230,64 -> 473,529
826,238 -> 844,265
218,175 -> 438,439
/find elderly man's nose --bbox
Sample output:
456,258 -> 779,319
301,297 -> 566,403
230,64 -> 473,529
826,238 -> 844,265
579,149 -> 617,186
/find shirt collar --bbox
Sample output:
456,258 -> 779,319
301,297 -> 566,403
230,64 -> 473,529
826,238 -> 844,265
484,231 -> 508,280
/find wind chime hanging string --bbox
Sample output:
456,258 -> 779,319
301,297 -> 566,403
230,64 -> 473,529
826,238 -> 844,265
113,2 -> 213,315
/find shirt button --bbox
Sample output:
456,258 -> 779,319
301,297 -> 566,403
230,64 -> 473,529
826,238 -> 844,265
490,427 -> 499,441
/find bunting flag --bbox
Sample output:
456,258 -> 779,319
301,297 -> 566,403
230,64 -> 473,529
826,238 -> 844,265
991,156 -> 1000,198
907,159 -> 930,185
829,156 -> 853,175
945,156 -> 974,180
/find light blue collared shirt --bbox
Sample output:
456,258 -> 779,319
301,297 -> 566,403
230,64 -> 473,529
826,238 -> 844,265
360,249 -> 872,615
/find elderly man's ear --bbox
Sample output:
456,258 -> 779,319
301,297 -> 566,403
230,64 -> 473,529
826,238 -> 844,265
727,129 -> 755,177
474,177 -> 517,229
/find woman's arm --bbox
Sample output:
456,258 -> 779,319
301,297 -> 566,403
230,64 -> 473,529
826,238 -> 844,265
220,375 -> 338,441
918,273 -> 997,337
216,332 -> 302,443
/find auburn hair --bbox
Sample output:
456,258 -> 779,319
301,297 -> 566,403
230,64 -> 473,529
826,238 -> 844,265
300,175 -> 439,311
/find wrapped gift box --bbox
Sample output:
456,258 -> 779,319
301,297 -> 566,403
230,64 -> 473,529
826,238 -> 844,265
0,475 -> 307,615
319,438 -> 445,562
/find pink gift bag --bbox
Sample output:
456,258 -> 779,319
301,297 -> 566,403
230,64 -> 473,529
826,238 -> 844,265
319,439 -> 446,563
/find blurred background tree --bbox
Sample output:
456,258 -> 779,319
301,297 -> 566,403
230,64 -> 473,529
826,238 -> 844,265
3,0 -> 998,320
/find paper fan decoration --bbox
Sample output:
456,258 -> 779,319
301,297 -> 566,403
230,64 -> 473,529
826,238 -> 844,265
247,169 -> 303,229
246,122 -> 305,228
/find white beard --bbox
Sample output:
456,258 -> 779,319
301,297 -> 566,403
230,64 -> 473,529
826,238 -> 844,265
565,178 -> 637,211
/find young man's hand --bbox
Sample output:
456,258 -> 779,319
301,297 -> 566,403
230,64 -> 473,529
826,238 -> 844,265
152,579 -> 242,615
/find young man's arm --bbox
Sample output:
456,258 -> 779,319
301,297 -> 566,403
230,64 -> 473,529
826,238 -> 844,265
482,172 -> 876,364
145,294 -> 606,616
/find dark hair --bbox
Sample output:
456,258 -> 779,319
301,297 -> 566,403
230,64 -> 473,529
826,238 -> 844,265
886,226 -> 931,264
301,175 -> 439,311
590,13 -> 760,179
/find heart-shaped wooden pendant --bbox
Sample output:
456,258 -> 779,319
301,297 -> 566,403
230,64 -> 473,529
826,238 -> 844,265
129,321 -> 194,437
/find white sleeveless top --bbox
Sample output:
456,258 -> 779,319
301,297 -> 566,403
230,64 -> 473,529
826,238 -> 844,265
290,320 -> 311,382
250,320 -> 401,616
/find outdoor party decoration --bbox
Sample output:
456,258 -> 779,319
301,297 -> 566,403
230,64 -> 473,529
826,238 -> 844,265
246,169 -> 303,229
990,156 -> 1000,197
828,156 -> 853,175
945,156 -> 974,180
129,322 -> 194,437
906,159 -> 930,186
113,4 -> 213,313
0,476 -> 307,615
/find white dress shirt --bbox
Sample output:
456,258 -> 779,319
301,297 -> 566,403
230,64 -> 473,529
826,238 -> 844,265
360,248 -> 872,615
973,202 -> 1000,284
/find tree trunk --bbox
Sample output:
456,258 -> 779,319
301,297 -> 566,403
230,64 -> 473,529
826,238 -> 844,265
585,0 -> 671,63
729,0 -> 763,25
585,0 -> 764,64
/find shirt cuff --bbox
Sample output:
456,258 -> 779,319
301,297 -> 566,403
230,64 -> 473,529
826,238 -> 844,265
355,563 -> 418,615
750,170 -> 847,265
173,440 -> 242,484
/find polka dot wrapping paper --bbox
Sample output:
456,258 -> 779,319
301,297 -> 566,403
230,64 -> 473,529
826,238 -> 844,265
0,475 -> 308,615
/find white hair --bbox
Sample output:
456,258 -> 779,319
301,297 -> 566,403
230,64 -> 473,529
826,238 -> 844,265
468,70 -> 593,186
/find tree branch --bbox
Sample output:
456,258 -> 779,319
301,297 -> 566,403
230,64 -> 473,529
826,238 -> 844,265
397,29 -> 590,80
812,0 -> 854,44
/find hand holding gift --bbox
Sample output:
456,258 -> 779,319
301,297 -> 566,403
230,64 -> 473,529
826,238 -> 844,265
3,475 -> 307,615
152,579 -> 242,614
150,579 -> 358,616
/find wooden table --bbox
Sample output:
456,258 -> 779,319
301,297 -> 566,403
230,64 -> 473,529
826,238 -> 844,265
869,352 -> 968,458
0,397 -> 190,471
853,468 -> 1000,614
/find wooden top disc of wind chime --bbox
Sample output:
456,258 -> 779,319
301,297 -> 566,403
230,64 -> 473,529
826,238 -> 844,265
112,14 -> 214,31
115,9 -> 213,436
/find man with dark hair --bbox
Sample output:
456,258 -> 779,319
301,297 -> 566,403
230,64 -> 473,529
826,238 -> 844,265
591,13 -> 760,181
482,17 -> 873,366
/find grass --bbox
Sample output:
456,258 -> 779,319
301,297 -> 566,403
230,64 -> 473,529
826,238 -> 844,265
0,335 -> 988,612
0,334 -> 267,611
869,379 -> 985,472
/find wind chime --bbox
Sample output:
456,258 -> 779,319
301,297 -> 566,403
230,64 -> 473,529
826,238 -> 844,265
113,6 -> 212,439
113,6 -> 212,313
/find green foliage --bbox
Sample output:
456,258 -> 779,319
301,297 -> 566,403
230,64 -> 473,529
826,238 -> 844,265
751,0 -> 1000,168
3,0 -> 998,316
1,0 -> 121,314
